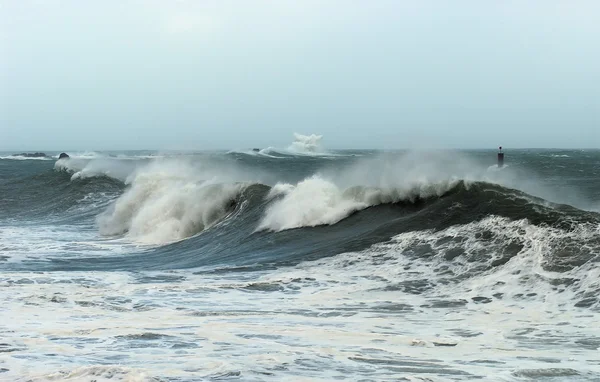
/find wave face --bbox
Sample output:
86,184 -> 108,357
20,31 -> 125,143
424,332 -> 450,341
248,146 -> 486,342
1,148 -> 600,381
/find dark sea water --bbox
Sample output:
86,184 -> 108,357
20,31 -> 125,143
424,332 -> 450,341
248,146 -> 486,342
1,146 -> 600,381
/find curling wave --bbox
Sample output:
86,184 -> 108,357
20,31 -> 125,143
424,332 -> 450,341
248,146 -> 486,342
257,175 -> 461,231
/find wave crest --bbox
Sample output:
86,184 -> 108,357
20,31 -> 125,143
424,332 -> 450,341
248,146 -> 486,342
98,165 -> 246,244
288,133 -> 324,154
258,175 -> 461,232
55,157 -> 139,181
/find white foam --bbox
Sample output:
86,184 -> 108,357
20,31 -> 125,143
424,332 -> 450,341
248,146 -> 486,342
55,157 -> 140,181
0,225 -> 133,263
258,151 -> 474,231
54,155 -> 271,244
258,149 -> 600,232
2,150 -> 599,381
258,176 -> 369,231
294,215 -> 600,309
258,174 -> 463,231
96,159 -> 258,244
0,155 -> 53,161
226,148 -> 286,159
19,366 -> 157,382
2,220 -> 598,381
229,133 -> 352,158
287,133 -> 325,154
65,151 -> 106,159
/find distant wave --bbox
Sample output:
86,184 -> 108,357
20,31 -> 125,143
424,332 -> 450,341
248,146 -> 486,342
287,133 -> 325,154
0,155 -> 54,161
55,157 -> 141,181
228,133 -> 346,158
226,149 -> 286,159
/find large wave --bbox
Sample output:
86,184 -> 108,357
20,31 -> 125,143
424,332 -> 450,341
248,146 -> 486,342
257,149 -> 600,232
257,175 -> 459,231
7,148 -> 600,277
50,149 -> 599,245
55,156 -> 270,244
258,151 -> 484,231
96,161 -> 249,244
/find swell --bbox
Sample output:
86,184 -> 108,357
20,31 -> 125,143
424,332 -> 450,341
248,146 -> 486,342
27,180 -> 600,273
0,167 -> 123,223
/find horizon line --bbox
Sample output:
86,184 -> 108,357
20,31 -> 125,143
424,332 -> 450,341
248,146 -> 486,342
1,147 -> 599,153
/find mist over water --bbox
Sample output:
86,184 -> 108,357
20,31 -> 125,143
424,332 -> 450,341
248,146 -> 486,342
1,137 -> 600,381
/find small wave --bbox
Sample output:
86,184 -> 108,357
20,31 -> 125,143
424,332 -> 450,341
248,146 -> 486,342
64,151 -> 106,159
261,147 -> 342,158
58,151 -> 168,161
486,164 -> 509,172
227,149 -> 286,159
55,157 -> 139,182
0,155 -> 53,161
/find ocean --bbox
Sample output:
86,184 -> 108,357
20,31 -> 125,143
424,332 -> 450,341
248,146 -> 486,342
1,144 -> 599,381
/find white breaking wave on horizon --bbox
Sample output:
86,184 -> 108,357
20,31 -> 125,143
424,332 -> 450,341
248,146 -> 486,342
229,133 -> 349,158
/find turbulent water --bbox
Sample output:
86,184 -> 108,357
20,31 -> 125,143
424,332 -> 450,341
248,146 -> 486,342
1,144 -> 600,381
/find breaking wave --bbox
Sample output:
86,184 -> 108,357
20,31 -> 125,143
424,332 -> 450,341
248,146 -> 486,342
96,168 -> 247,244
287,133 -> 325,154
229,133 -> 343,158
2,149 -> 597,276
40,150 -> 598,246
257,175 -> 459,231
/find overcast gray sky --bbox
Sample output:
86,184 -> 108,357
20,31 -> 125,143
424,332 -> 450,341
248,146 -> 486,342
1,0 -> 599,150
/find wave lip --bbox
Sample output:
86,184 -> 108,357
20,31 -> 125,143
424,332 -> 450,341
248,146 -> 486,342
258,176 -> 368,231
55,157 -> 139,182
95,160 -> 252,245
257,174 -> 461,232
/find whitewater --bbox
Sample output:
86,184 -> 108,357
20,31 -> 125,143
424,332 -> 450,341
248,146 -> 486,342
1,140 -> 600,381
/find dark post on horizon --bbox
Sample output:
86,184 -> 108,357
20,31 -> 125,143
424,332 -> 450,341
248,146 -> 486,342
497,146 -> 504,167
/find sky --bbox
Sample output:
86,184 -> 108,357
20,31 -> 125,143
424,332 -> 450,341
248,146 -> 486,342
1,0 -> 599,150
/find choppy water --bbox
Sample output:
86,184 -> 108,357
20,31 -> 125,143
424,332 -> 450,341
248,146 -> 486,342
1,144 -> 600,381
